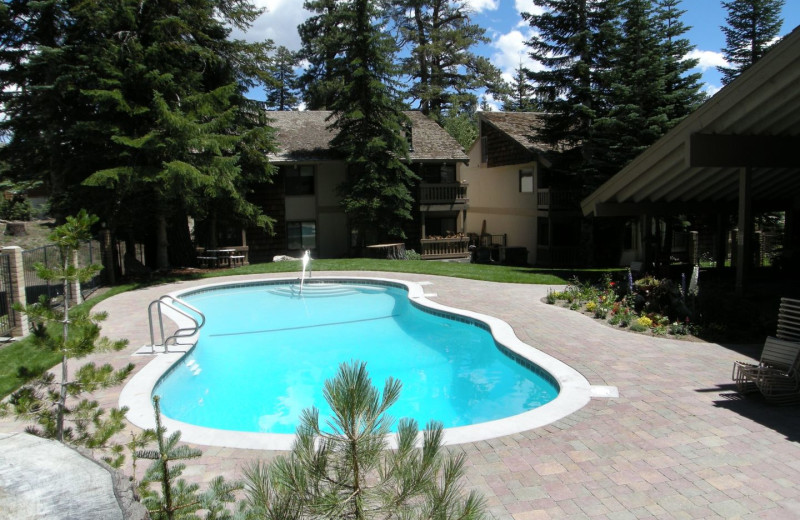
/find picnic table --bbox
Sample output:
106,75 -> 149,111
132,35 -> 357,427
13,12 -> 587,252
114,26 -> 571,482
197,249 -> 246,268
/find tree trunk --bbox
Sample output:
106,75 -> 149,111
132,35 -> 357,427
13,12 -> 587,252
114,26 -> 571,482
167,210 -> 195,267
3,221 -> 27,236
156,213 -> 170,270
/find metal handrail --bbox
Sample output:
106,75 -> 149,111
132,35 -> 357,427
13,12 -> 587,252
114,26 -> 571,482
147,295 -> 206,353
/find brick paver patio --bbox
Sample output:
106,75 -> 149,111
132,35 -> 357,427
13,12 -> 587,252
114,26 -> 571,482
2,271 -> 799,519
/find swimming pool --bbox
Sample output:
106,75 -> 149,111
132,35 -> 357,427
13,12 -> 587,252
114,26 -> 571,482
121,276 -> 591,449
154,281 -> 559,434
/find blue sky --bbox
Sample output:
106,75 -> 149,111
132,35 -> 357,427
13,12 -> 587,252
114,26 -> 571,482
239,0 -> 800,104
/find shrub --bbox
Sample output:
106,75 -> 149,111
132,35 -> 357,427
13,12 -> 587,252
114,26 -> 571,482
629,321 -> 648,332
636,316 -> 653,328
594,305 -> 609,319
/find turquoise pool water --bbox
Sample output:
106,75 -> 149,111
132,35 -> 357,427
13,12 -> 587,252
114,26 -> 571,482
154,282 -> 559,434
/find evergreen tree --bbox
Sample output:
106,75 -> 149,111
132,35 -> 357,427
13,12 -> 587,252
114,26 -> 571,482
0,0 -> 277,268
440,108 -> 479,150
241,362 -> 485,519
137,396 -> 241,520
266,46 -> 301,111
718,0 -> 785,85
654,0 -> 704,123
385,0 -> 506,122
501,64 -> 540,112
322,0 -> 418,246
597,0 -> 670,169
298,0 -> 346,110
0,211 -> 133,466
523,0 -> 620,191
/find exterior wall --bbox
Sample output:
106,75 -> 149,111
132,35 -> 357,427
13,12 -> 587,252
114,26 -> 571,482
315,162 -> 349,258
277,161 -> 349,259
460,140 -> 541,264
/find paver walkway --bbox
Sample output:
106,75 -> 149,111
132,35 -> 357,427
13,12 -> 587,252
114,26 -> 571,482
2,271 -> 799,519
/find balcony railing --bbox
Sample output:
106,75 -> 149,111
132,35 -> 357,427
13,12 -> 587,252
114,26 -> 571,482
537,189 -> 579,209
420,183 -> 468,204
420,237 -> 470,259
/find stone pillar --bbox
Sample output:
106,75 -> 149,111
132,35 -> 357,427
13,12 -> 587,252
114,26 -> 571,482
2,246 -> 30,338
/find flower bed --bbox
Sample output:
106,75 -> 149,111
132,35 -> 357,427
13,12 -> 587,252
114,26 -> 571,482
545,271 -> 701,340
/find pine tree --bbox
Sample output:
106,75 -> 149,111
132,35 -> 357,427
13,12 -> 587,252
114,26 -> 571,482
385,0 -> 506,122
240,362 -> 485,519
440,108 -> 479,150
266,46 -> 301,111
0,0 -> 277,268
655,0 -> 704,123
502,64 -> 540,112
0,211 -> 133,467
136,396 -> 241,520
597,0 -> 670,170
321,0 -> 419,246
523,0 -> 620,191
298,0 -> 346,110
718,0 -> 785,85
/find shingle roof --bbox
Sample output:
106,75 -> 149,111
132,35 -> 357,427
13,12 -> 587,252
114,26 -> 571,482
404,111 -> 468,162
265,111 -> 338,162
265,110 -> 467,163
479,112 -> 555,153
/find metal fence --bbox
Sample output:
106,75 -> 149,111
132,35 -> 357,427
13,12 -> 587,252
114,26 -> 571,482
22,240 -> 102,305
0,253 -> 14,336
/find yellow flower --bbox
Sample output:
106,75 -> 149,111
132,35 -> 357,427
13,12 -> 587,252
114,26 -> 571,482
637,316 -> 653,328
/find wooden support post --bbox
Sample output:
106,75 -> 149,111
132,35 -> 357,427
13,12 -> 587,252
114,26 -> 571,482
736,167 -> 752,296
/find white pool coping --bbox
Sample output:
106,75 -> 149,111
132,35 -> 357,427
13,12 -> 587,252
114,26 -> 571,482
119,276 -> 593,451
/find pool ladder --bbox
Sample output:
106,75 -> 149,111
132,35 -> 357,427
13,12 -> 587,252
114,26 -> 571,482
147,295 -> 205,353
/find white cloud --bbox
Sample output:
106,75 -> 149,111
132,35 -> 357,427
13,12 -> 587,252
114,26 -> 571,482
235,0 -> 311,50
686,49 -> 727,72
463,0 -> 499,13
515,0 -> 544,16
702,84 -> 723,98
490,28 -> 544,83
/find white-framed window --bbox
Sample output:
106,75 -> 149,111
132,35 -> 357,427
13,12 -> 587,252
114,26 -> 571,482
519,169 -> 533,192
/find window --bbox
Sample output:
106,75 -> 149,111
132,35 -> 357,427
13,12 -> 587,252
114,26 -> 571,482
285,165 -> 315,195
287,221 -> 316,250
519,169 -> 533,192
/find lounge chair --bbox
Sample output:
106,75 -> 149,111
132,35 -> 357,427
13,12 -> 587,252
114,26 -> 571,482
732,336 -> 800,394
753,352 -> 800,405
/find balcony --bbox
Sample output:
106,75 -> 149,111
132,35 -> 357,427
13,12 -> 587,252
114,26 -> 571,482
420,236 -> 470,260
537,189 -> 579,210
419,182 -> 469,205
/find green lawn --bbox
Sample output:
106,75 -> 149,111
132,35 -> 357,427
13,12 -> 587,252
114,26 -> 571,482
0,283 -> 139,398
196,258 -> 580,285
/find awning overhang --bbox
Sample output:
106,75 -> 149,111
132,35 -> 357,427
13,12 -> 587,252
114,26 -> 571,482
581,25 -> 800,218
